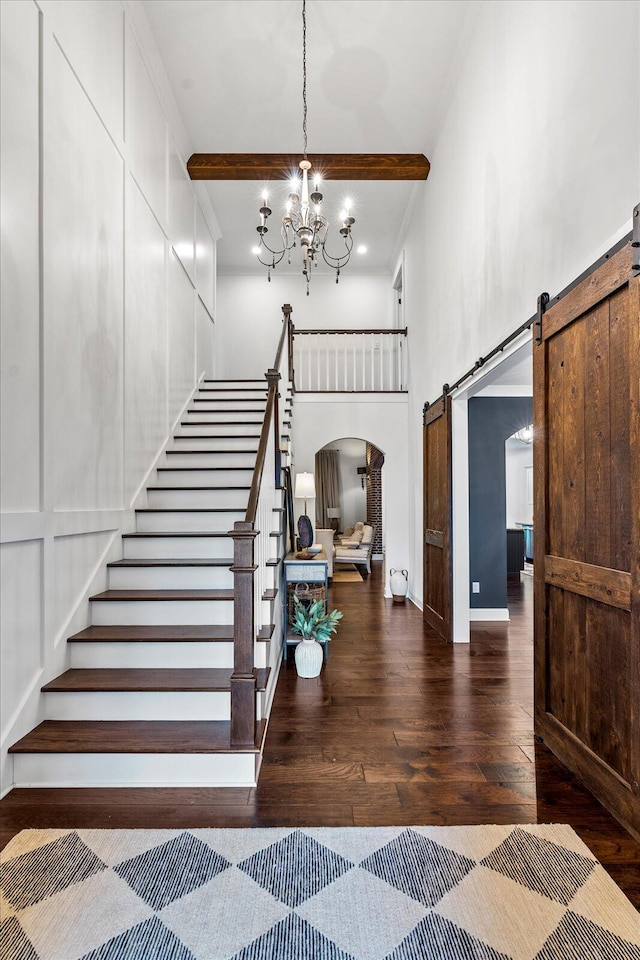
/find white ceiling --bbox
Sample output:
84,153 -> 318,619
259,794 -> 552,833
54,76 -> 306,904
143,0 -> 473,274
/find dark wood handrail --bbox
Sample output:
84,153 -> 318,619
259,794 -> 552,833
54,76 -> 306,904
273,304 -> 292,370
230,303 -> 293,748
245,304 -> 292,521
294,327 -> 407,336
245,385 -> 275,525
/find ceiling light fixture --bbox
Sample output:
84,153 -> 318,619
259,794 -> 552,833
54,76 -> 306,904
253,0 -> 355,295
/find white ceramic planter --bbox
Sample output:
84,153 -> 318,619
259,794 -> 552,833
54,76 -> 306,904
294,637 -> 324,677
390,568 -> 408,602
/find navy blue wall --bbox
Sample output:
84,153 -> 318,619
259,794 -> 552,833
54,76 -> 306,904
468,397 -> 533,609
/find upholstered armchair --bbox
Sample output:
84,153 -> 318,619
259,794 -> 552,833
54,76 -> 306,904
334,523 -> 375,576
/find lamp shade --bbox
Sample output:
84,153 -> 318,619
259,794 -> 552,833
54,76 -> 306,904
326,507 -> 341,519
295,472 -> 316,500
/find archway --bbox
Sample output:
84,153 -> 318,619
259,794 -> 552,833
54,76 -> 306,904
315,438 -> 384,558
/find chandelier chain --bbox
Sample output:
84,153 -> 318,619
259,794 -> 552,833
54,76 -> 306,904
253,0 -> 355,290
302,0 -> 307,156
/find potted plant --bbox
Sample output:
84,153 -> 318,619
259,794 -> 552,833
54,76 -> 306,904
291,596 -> 343,677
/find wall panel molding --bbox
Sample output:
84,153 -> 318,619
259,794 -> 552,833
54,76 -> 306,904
0,0 -> 217,794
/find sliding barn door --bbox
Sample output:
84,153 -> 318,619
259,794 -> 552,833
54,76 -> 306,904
534,241 -> 639,838
423,397 -> 452,641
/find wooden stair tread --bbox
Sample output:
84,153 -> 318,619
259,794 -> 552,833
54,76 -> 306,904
175,434 -> 260,440
67,624 -> 275,642
197,388 -> 267,393
266,558 -> 281,567
148,486 -> 251,491
181,421 -> 263,426
157,466 -> 253,472
170,442 -> 258,449
191,403 -> 267,410
90,589 -> 234,601
9,720 -> 266,754
107,559 -> 233,568
201,379 -> 265,384
166,449 -> 257,455
262,588 -> 278,600
135,508 -> 245,514
42,668 -> 270,693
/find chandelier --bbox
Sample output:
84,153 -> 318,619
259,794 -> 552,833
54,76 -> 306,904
253,0 -> 355,294
514,424 -> 534,444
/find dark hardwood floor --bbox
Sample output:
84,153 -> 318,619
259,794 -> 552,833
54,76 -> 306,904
2,563 -> 638,907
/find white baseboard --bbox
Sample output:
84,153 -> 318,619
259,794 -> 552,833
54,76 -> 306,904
408,591 -> 423,611
469,608 -> 510,622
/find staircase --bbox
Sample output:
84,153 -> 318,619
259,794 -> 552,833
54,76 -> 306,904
8,376 -> 292,788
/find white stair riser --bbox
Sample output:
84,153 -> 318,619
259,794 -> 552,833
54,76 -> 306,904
68,639 -> 270,670
183,413 -> 264,424
179,424 -> 262,437
90,599 -> 272,625
45,691 -> 232,721
196,390 -> 267,400
123,536 -> 232,559
162,453 -> 257,468
70,641 -> 234,668
136,510 -> 244,532
254,642 -> 269,669
146,488 -> 249,509
44,690 -> 265,722
189,409 -> 266,419
12,753 -> 258,788
171,438 -> 259,452
108,565 -> 233,590
194,399 -> 266,408
91,599 -> 234,625
155,469 -> 254,487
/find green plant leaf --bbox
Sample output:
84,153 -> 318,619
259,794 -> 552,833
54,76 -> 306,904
292,596 -> 343,641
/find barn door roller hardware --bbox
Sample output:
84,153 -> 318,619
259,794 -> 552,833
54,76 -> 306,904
632,203 -> 640,273
535,291 -> 550,345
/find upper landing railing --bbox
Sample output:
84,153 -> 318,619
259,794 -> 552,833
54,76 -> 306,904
290,327 -> 408,393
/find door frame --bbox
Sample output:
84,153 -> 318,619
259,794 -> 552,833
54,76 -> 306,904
449,330 -> 533,642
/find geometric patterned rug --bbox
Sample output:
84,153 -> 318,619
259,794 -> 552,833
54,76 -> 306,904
1,825 -> 638,959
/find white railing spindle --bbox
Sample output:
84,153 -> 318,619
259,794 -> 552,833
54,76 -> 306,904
292,329 -> 408,392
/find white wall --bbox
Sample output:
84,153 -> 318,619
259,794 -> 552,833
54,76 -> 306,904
505,439 -> 533,527
293,396 -> 409,596
215,273 -> 395,378
0,0 -> 217,794
401,0 -> 639,606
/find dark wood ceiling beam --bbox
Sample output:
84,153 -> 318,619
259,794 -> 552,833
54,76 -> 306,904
187,153 -> 430,181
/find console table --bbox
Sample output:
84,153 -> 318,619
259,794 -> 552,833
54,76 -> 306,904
283,550 -> 329,661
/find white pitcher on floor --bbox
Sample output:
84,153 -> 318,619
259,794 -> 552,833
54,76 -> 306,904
389,569 -> 408,602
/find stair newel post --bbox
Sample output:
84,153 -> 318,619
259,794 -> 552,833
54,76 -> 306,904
266,370 -> 281,490
229,521 -> 258,747
283,303 -> 294,392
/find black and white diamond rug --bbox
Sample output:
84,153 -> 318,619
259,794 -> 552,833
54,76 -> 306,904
1,825 -> 638,959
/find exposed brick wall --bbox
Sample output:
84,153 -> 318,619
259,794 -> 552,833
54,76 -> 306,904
366,442 -> 384,555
